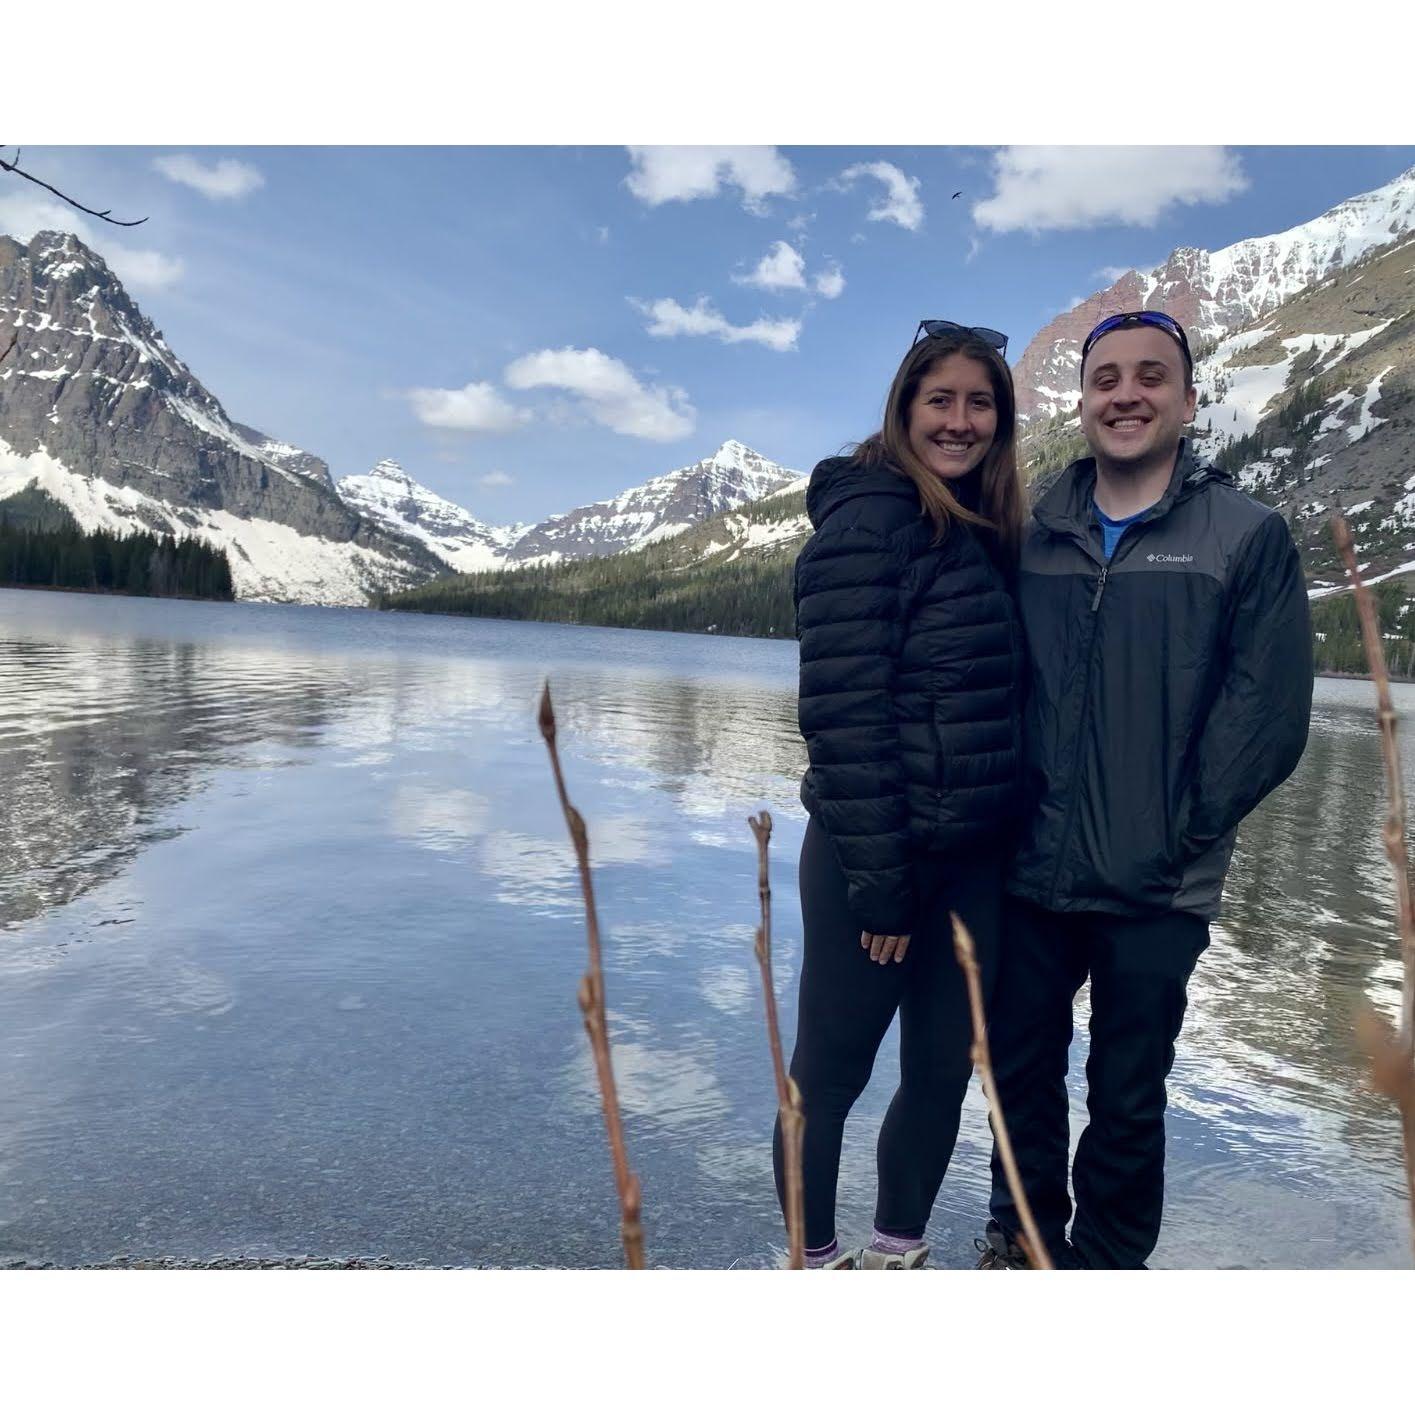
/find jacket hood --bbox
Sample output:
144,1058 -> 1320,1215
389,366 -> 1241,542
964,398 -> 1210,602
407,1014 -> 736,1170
806,454 -> 919,529
1032,438 -> 1231,538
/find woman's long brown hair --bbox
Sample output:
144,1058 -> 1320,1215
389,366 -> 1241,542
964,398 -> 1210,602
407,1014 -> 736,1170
850,329 -> 1025,565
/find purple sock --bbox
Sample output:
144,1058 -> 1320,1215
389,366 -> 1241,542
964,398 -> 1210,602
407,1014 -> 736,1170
804,1239 -> 840,1268
869,1228 -> 924,1255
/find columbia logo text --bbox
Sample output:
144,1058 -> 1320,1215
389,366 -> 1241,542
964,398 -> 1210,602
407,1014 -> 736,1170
1147,553 -> 1194,564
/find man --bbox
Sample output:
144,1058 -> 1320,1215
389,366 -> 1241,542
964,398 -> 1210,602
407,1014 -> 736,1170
976,310 -> 1313,1270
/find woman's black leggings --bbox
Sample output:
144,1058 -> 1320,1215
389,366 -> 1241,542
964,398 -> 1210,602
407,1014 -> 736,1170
773,817 -> 1002,1249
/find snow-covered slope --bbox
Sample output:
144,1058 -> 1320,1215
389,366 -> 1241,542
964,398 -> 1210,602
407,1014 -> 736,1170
337,442 -> 804,572
505,440 -> 802,563
336,460 -> 526,573
1182,231 -> 1415,590
0,230 -> 445,604
1015,165 -> 1415,422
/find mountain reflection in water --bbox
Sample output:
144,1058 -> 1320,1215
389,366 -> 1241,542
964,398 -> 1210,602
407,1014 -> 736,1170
0,590 -> 1409,1268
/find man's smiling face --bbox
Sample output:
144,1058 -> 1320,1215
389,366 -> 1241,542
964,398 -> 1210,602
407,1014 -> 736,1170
1078,325 -> 1196,471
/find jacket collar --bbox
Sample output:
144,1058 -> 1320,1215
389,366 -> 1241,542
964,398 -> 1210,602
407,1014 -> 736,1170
1031,438 -> 1231,539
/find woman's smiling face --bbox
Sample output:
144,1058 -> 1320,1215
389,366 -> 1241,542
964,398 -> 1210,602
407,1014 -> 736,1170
905,352 -> 998,480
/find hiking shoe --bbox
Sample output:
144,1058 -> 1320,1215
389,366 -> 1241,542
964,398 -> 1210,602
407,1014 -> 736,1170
859,1242 -> 929,1270
774,1244 -> 859,1269
974,1221 -> 1029,1270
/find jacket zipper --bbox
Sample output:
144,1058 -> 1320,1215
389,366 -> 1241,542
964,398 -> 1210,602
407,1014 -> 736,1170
1089,564 -> 1109,612
1045,529 -> 1141,907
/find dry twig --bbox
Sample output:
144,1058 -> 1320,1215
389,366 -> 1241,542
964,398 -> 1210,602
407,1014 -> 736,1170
1330,512 -> 1415,1253
0,147 -> 148,227
951,912 -> 1054,1270
748,811 -> 805,1268
538,681 -> 645,1269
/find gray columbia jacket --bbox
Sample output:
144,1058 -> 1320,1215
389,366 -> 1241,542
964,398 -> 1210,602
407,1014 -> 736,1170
1008,441 -> 1314,920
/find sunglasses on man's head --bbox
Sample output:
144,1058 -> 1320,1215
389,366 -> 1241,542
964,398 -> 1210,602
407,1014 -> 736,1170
914,319 -> 1009,358
1080,310 -> 1192,369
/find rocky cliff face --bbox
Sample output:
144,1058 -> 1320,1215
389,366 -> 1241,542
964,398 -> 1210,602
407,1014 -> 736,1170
0,231 -> 444,604
1187,232 -> 1415,587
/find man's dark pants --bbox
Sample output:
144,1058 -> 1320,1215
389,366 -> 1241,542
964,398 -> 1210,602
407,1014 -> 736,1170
988,896 -> 1209,1269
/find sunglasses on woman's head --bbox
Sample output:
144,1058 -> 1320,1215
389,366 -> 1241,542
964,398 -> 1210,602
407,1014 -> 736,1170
913,320 -> 1009,358
1080,310 -> 1192,370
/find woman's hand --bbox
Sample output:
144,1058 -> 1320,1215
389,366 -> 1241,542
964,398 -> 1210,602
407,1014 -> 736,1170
860,930 -> 911,965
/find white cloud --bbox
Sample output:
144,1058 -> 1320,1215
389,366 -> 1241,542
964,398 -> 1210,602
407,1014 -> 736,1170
152,154 -> 265,201
504,346 -> 695,441
1092,259 -> 1165,285
836,161 -> 924,231
0,189 -> 184,292
107,247 -> 186,292
731,242 -> 844,302
631,297 -> 800,353
596,225 -> 610,244
733,240 -> 806,292
973,147 -> 1248,233
479,470 -> 514,488
407,381 -> 530,433
624,146 -> 796,213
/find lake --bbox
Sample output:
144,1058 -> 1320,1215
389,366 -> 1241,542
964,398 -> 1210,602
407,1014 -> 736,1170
1,587 -> 1410,1269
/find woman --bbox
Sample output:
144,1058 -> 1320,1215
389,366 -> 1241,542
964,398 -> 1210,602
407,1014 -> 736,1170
774,321 -> 1027,1269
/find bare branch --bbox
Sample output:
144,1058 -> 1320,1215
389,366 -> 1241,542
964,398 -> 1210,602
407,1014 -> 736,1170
748,811 -> 805,1268
951,912 -> 1054,1270
0,149 -> 148,227
538,681 -> 645,1269
1330,512 -> 1415,1255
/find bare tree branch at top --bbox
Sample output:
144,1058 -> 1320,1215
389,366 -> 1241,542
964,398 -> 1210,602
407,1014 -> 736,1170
1,146 -> 148,227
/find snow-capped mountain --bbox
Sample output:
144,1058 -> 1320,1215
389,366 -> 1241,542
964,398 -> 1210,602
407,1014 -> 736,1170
1015,165 -> 1415,422
337,441 -> 803,573
336,459 -> 526,574
667,473 -> 810,567
0,230 -> 444,604
1183,229 -> 1414,589
505,440 -> 802,563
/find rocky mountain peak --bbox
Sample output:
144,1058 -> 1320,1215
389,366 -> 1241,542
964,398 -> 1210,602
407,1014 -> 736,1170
1014,165 -> 1415,424
2,228 -> 442,602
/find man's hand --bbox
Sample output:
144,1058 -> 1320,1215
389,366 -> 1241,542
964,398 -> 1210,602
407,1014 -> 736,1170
860,930 -> 911,965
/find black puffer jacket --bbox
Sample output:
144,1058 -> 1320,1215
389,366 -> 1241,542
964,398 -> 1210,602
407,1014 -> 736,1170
795,455 -> 1025,935
1008,443 -> 1312,919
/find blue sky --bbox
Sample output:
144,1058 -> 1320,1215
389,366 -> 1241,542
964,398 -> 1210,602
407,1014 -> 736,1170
5,144 -> 1414,525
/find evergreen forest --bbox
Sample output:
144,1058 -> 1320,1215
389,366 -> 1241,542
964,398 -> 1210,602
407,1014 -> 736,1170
380,545 -> 797,639
0,518 -> 236,601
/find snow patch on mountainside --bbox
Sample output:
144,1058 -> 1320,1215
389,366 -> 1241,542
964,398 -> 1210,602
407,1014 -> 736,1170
336,459 -> 524,574
1193,322 -> 1398,444
505,440 -> 803,563
1350,366 -> 1395,442
713,513 -> 812,561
